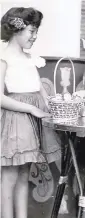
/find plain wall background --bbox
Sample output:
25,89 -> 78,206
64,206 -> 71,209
0,0 -> 81,57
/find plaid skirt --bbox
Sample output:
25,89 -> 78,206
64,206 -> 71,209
1,92 -> 61,166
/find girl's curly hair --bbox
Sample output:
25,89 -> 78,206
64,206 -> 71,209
1,7 -> 43,42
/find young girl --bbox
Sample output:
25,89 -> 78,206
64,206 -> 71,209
1,7 -> 61,218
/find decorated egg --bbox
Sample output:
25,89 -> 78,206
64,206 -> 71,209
55,93 -> 63,101
72,95 -> 81,101
72,91 -> 85,99
63,93 -> 72,101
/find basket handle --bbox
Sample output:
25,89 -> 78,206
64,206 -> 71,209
54,57 -> 76,95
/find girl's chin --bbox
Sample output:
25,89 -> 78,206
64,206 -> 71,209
24,43 -> 33,49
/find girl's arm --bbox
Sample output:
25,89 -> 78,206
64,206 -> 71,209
40,81 -> 49,110
1,60 -> 50,118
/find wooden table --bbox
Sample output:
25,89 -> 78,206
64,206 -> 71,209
42,117 -> 85,218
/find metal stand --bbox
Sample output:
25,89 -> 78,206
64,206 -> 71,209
69,138 -> 83,218
51,132 -> 85,218
51,132 -> 72,218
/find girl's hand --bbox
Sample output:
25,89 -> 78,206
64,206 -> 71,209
31,106 -> 51,118
44,100 -> 50,111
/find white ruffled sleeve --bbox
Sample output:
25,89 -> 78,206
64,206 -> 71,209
31,55 -> 46,68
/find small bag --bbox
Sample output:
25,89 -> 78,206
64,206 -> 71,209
48,57 -> 84,121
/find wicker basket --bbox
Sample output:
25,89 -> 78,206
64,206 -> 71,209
48,57 -> 84,121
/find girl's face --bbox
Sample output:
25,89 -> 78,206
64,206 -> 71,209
15,25 -> 38,49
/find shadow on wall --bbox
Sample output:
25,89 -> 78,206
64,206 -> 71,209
38,58 -> 85,94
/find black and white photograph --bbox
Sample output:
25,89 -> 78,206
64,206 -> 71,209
0,0 -> 85,218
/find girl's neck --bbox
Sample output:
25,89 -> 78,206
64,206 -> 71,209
7,37 -> 23,55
